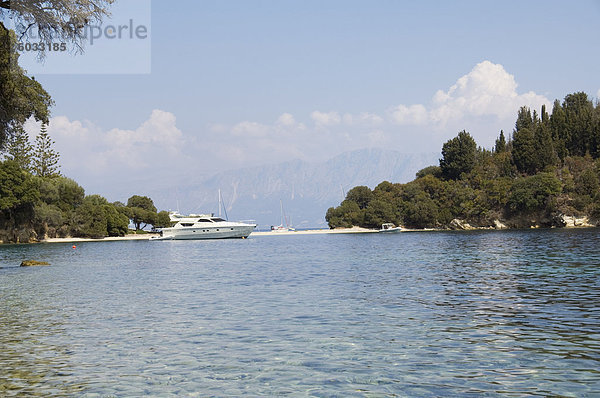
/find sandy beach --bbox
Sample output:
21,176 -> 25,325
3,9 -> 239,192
42,234 -> 160,243
38,227 -> 379,244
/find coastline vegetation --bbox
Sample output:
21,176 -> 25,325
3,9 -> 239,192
327,92 -> 600,230
0,6 -> 171,243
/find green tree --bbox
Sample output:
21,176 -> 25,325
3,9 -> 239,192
550,99 -> 568,160
73,195 -> 107,238
0,160 -> 39,234
494,130 -> 507,153
103,204 -> 129,236
400,190 -> 439,228
56,177 -> 85,211
126,195 -> 157,230
507,173 -> 562,214
33,202 -> 63,238
345,186 -> 373,210
155,210 -> 172,228
0,24 -> 53,149
5,126 -> 33,171
0,160 -> 38,213
32,123 -> 60,177
363,199 -> 397,228
325,200 -> 363,228
563,92 -> 595,157
415,165 -> 442,179
439,130 -> 477,180
515,106 -> 533,132
534,113 -> 558,171
512,126 -> 538,174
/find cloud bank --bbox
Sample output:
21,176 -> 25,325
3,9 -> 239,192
26,60 -> 552,200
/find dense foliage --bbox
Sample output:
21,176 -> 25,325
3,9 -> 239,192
327,92 -> 600,229
0,129 -> 166,242
0,3 -> 169,243
0,23 -> 53,149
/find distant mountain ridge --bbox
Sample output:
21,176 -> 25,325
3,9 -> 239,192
150,148 -> 440,228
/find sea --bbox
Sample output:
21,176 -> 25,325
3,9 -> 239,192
1,229 -> 599,396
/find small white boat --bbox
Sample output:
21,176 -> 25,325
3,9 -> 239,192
150,212 -> 256,240
379,223 -> 402,233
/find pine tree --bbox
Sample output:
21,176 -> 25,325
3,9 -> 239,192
5,126 -> 33,171
33,123 -> 61,178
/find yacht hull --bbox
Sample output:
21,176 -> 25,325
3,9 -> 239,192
151,225 -> 255,240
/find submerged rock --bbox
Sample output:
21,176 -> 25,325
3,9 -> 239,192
20,260 -> 50,267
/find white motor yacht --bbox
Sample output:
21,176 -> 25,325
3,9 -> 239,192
150,212 -> 256,240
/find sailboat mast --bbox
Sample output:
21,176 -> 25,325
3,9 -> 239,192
218,189 -> 222,218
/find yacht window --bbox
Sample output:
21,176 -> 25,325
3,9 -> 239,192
181,223 -> 194,227
212,218 -> 226,222
197,219 -> 212,223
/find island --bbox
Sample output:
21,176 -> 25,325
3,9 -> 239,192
326,92 -> 600,230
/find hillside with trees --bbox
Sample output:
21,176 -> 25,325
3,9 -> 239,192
0,127 -> 171,242
326,92 -> 600,230
0,1 -> 173,243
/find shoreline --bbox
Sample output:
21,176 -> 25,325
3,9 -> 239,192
38,227 -> 378,244
26,224 -> 599,245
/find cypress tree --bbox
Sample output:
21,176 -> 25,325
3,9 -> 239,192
515,106 -> 533,132
512,127 -> 538,175
550,99 -> 568,160
494,130 -> 507,153
563,92 -> 594,156
534,122 -> 557,171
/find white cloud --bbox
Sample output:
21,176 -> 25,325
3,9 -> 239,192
277,113 -> 295,127
310,111 -> 341,126
597,88 -> 600,99
388,60 -> 551,131
429,60 -> 550,125
231,121 -> 270,137
25,109 -> 187,184
28,61 -> 553,201
343,112 -> 384,126
102,109 -> 184,168
389,104 -> 428,125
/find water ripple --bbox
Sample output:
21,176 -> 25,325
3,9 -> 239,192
1,229 -> 599,396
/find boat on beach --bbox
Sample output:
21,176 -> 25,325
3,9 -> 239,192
150,212 -> 256,240
379,223 -> 402,233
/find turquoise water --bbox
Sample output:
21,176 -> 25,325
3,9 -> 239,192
1,229 -> 599,396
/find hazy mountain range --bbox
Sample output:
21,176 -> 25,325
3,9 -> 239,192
149,148 -> 440,229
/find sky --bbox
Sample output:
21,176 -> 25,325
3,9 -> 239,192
10,0 -> 600,201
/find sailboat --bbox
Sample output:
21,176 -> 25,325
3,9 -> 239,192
271,200 -> 295,232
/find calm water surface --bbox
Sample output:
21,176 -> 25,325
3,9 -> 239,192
1,229 -> 599,396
